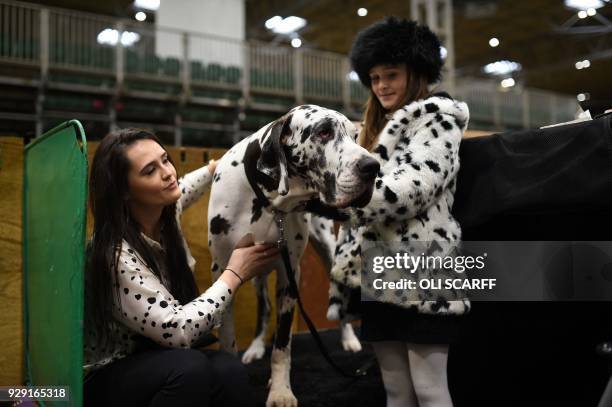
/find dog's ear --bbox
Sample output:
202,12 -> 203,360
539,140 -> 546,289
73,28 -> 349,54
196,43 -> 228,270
257,113 -> 292,196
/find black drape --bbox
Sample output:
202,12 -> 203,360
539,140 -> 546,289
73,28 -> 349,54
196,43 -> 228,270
450,114 -> 612,407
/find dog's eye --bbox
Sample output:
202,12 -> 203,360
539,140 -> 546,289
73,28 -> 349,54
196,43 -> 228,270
318,131 -> 332,140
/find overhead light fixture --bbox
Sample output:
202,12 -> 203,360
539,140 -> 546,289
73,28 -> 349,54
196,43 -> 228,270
347,71 -> 360,81
291,38 -> 302,48
97,28 -> 140,47
483,60 -> 522,76
120,31 -> 140,46
489,37 -> 499,47
357,8 -> 368,17
500,78 -> 515,88
440,46 -> 448,60
134,0 -> 160,11
575,59 -> 591,69
265,16 -> 306,35
265,16 -> 282,29
565,0 -> 604,10
577,92 -> 590,102
587,7 -> 597,15
135,11 -> 147,21
578,10 -> 588,18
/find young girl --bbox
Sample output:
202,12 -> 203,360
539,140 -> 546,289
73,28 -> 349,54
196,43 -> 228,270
84,128 -> 279,407
331,17 -> 471,407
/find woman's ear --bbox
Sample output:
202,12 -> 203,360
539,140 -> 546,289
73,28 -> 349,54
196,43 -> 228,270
257,113 -> 292,196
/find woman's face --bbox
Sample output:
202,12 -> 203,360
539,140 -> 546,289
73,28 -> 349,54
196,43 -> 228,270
125,139 -> 181,208
369,64 -> 408,111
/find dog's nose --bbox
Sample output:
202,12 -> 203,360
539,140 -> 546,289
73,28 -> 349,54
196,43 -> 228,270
357,156 -> 380,179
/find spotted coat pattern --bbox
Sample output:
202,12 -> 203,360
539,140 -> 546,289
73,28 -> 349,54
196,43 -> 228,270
330,95 -> 472,316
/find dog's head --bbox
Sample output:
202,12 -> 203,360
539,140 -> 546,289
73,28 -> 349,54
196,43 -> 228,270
256,105 -> 379,208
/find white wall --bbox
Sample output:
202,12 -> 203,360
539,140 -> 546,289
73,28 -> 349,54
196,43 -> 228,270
155,0 -> 245,66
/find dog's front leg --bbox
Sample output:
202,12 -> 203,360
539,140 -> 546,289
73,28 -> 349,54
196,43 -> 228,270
340,319 -> 362,353
328,281 -> 362,353
266,266 -> 299,407
210,247 -> 238,354
242,274 -> 272,364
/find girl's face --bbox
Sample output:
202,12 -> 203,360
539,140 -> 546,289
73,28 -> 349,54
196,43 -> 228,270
369,64 -> 409,111
125,139 -> 181,208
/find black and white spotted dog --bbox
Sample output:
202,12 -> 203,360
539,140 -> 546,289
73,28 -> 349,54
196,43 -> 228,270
240,214 -> 362,366
207,105 -> 378,407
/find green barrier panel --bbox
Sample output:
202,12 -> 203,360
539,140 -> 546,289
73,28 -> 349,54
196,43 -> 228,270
23,120 -> 87,407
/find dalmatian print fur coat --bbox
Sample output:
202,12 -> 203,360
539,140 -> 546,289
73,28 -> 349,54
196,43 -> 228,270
330,94 -> 472,316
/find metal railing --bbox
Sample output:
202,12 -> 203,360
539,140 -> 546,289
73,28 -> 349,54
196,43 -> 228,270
0,1 -> 39,64
0,0 -> 581,138
455,78 -> 580,129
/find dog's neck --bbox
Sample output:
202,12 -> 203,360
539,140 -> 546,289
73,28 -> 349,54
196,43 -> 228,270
243,139 -> 317,213
269,180 -> 318,213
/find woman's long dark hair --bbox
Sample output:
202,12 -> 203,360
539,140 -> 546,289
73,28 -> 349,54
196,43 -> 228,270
86,128 -> 198,347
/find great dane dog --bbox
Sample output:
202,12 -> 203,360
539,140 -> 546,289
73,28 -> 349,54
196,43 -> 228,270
208,105 -> 378,406
240,214 -> 362,367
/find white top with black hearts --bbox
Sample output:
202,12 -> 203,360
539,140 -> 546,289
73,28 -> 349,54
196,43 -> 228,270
84,165 -> 231,373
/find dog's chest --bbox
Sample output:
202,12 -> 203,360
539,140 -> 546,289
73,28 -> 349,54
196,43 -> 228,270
247,213 -> 280,244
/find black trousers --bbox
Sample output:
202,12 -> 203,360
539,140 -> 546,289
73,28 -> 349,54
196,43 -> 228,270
84,348 -> 254,407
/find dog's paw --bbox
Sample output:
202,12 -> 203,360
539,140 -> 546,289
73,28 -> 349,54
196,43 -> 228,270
326,304 -> 341,321
266,387 -> 297,407
241,338 -> 266,364
341,322 -> 362,352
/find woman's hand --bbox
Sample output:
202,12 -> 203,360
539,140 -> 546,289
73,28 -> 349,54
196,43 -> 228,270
219,243 -> 280,291
207,159 -> 217,176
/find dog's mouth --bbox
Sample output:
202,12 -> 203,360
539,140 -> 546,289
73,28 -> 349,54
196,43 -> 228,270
334,183 -> 374,209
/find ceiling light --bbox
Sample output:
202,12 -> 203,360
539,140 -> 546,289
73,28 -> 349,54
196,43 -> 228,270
439,46 -> 448,60
97,28 -> 140,47
347,71 -> 360,81
135,11 -> 146,21
120,31 -> 140,46
134,0 -> 160,11
489,37 -> 499,47
483,60 -> 522,76
577,92 -> 590,102
265,16 -> 282,29
565,0 -> 604,10
291,38 -> 302,48
587,7 -> 597,15
265,16 -> 307,35
578,10 -> 588,18
97,28 -> 119,46
575,59 -> 591,69
501,78 -> 515,88
357,8 -> 368,17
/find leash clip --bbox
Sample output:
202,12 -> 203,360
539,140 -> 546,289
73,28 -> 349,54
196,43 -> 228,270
273,210 -> 287,248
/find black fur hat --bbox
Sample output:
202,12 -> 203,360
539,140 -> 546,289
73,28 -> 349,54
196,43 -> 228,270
350,17 -> 443,87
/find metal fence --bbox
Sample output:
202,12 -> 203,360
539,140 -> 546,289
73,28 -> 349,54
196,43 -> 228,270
0,0 -> 580,132
0,1 -> 39,64
455,77 -> 579,129
49,9 -> 115,73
